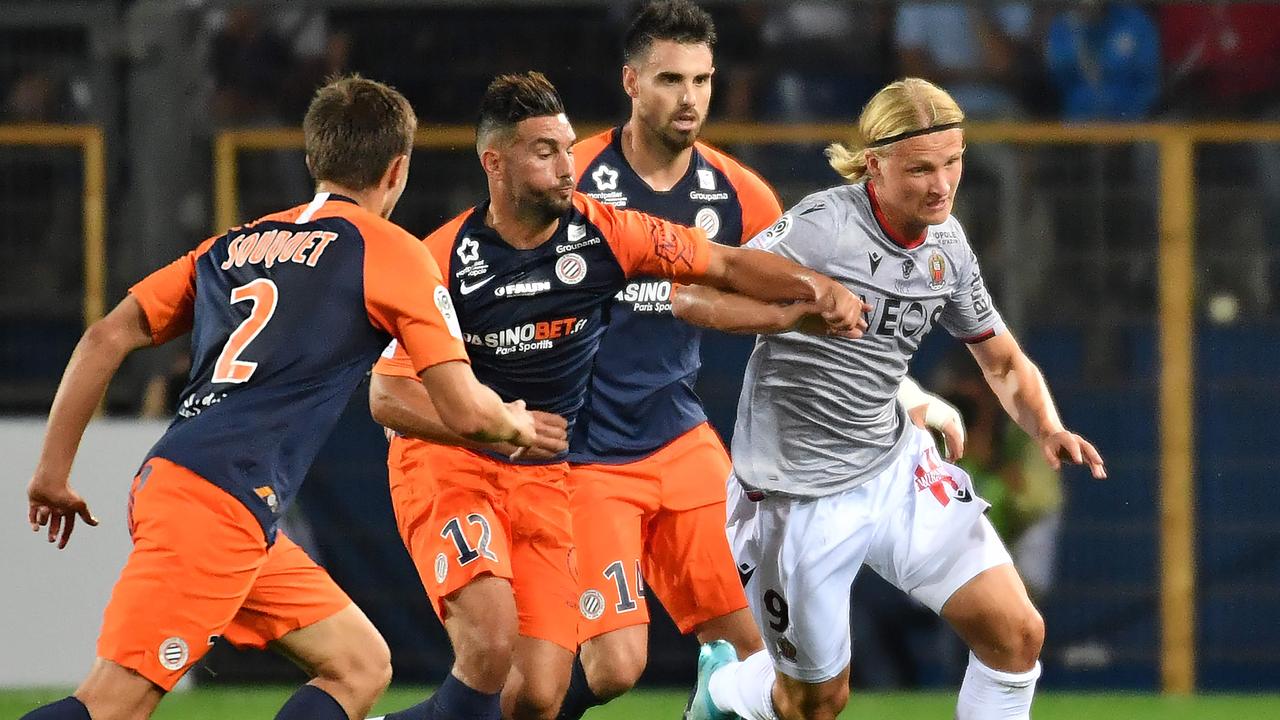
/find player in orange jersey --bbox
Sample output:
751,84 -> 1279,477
365,71 -> 869,720
21,76 -> 538,720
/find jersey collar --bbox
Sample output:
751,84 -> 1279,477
866,181 -> 927,250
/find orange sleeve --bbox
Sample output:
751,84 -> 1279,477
572,130 -> 614,183
573,193 -> 711,283
362,220 -> 469,376
699,143 -> 784,244
127,236 -> 218,344
372,338 -> 419,379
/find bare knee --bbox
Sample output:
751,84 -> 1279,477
444,577 -> 519,692
1001,606 -> 1045,671
773,674 -> 848,720
508,675 -> 569,720
580,630 -> 647,701
75,659 -> 165,720
312,627 -> 393,704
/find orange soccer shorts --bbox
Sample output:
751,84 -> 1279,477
569,422 -> 748,642
96,457 -> 352,690
387,439 -> 578,651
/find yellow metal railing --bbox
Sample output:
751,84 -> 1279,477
0,124 -> 107,328
213,121 -> 1280,695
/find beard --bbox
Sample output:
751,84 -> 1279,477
514,186 -> 573,225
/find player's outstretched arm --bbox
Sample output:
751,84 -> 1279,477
696,244 -> 871,338
28,296 -> 154,548
369,371 -> 567,459
670,284 -> 823,335
968,332 -> 1106,478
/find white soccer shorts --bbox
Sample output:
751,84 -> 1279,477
726,425 -> 1012,683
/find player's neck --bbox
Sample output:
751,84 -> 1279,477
620,121 -> 694,192
867,181 -> 927,248
314,182 -> 386,218
485,198 -> 559,250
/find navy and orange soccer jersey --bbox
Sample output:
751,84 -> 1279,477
569,127 -> 782,463
374,191 -> 711,457
130,192 -> 467,541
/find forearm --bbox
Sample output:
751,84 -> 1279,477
711,247 -> 828,304
415,361 -> 528,445
984,354 -> 1065,440
672,284 -> 807,334
36,325 -> 140,480
370,373 -> 517,452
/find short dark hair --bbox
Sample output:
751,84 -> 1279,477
623,0 -> 717,64
476,71 -> 566,148
303,74 -> 416,190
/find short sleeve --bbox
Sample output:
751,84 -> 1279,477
363,225 -> 469,375
743,191 -> 841,271
575,194 -> 711,283
939,243 -> 1006,343
372,339 -> 419,379
698,145 -> 784,243
127,236 -> 217,344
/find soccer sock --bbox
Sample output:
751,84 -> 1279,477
555,658 -> 605,720
275,684 -> 348,720
372,673 -> 501,720
955,651 -> 1041,720
707,649 -> 779,720
20,696 -> 91,719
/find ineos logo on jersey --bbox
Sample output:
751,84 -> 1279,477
695,207 -> 721,240
555,253 -> 587,285
865,294 -> 945,341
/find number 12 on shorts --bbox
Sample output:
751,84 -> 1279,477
441,514 -> 498,565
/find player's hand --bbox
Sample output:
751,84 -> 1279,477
907,400 -> 966,461
510,411 -> 569,461
27,476 -> 98,549
504,400 -> 540,458
813,281 -> 871,339
1039,429 -> 1106,479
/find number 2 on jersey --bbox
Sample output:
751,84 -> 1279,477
212,278 -> 279,384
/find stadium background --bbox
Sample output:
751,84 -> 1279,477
3,0 -> 1278,715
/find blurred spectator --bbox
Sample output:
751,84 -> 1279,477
894,2 -> 1037,119
206,6 -> 342,125
1160,3 -> 1280,314
756,1 -> 892,120
1045,2 -> 1160,121
1160,3 -> 1280,116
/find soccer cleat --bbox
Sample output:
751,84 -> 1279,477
683,639 -> 738,720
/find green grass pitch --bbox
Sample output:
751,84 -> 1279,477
3,687 -> 1278,719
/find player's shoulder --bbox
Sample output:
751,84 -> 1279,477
695,140 -> 775,196
573,128 -> 615,170
424,207 -> 477,249
793,183 -> 861,222
926,213 -> 973,254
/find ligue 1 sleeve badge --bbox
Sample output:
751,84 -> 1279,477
928,252 -> 946,290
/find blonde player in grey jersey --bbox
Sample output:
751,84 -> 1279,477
677,78 -> 1106,720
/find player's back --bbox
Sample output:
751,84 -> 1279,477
570,127 -> 781,463
142,193 -> 427,540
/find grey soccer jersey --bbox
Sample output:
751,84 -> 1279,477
731,182 -> 1005,497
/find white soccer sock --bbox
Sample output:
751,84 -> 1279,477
708,649 -> 779,720
955,651 -> 1042,720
